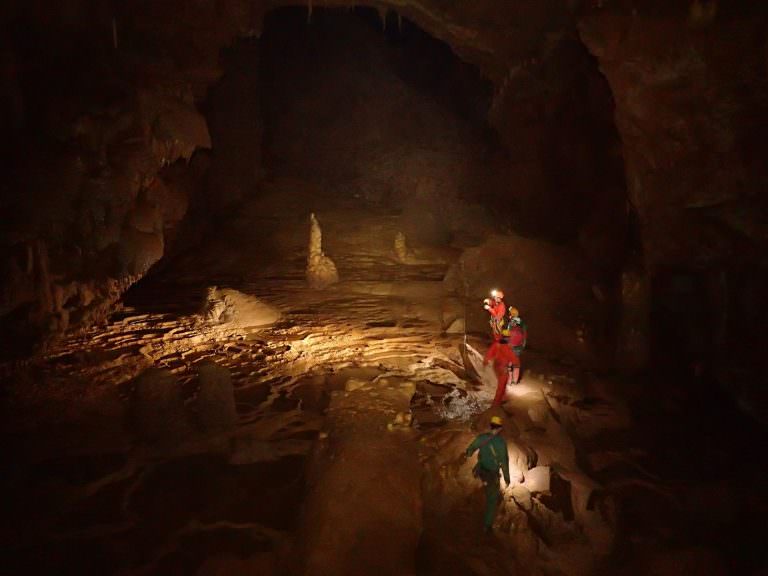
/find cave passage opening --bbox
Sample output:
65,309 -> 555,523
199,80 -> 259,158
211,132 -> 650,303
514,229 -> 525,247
203,5 -> 510,253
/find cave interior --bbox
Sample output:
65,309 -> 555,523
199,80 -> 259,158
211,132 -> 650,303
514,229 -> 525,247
2,2 -> 768,575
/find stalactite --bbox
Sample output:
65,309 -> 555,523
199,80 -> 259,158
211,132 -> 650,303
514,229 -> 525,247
307,0 -> 313,24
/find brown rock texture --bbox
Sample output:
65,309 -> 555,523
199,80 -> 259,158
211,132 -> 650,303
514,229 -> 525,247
3,0 -> 767,369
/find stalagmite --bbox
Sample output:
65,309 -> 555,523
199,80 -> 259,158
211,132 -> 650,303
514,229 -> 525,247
393,231 -> 429,265
306,213 -> 339,289
394,231 -> 410,263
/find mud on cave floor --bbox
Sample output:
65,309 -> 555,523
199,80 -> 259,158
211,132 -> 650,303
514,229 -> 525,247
0,180 -> 717,576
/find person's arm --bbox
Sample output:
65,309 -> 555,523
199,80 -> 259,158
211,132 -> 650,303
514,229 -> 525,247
498,439 -> 511,485
466,436 -> 480,457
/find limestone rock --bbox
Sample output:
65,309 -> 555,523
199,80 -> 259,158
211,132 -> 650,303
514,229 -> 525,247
215,288 -> 280,328
344,378 -> 367,392
508,439 -> 535,483
133,368 -> 190,443
145,177 -> 189,226
394,231 -> 410,263
388,411 -> 413,430
119,226 -> 164,276
524,466 -> 551,493
441,296 -> 464,331
510,484 -> 533,511
202,286 -> 236,324
306,213 -> 339,289
561,470 -> 614,556
302,428 -> 422,576
528,405 -> 549,423
447,233 -> 602,362
196,361 -> 238,434
445,317 -> 465,334
127,197 -> 163,234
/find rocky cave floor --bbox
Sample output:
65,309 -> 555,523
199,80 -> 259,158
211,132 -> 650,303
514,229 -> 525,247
2,179 -> 763,576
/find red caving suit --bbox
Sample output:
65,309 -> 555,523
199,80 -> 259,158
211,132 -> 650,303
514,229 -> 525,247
486,300 -> 506,339
484,341 -> 520,405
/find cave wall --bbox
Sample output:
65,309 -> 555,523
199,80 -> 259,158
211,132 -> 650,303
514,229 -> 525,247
2,0 -> 767,365
579,3 -> 768,271
208,40 -> 264,209
1,0 -> 233,357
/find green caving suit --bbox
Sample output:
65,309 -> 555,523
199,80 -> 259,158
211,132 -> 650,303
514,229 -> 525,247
466,432 -> 511,530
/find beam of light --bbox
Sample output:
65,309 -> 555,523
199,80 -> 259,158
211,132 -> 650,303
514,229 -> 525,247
506,382 -> 539,400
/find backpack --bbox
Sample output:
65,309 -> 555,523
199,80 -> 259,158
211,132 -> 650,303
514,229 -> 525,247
507,324 -> 525,347
471,435 -> 501,481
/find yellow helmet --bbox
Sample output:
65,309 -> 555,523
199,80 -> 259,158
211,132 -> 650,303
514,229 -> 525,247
501,329 -> 510,337
490,415 -> 503,427
508,306 -> 519,318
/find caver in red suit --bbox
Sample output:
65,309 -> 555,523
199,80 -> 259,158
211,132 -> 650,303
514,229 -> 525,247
483,290 -> 506,340
483,336 -> 520,405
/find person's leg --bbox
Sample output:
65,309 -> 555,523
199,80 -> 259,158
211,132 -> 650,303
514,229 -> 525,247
493,368 -> 507,405
511,365 -> 520,384
483,475 -> 501,531
513,347 -> 524,383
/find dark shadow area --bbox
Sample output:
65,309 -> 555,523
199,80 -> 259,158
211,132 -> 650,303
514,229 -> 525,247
258,6 -> 505,245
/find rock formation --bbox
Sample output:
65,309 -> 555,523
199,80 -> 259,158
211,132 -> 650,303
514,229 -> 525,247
394,231 -> 410,263
393,231 -> 431,265
132,367 -> 191,445
196,360 -> 238,434
306,213 -> 339,289
202,286 -> 236,324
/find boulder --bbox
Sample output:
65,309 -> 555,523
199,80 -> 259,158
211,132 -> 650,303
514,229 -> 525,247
133,368 -> 190,444
445,318 -> 465,334
196,361 -> 238,434
524,466 -> 551,493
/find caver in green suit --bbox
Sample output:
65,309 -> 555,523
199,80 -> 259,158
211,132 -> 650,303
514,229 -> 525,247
466,416 -> 511,532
